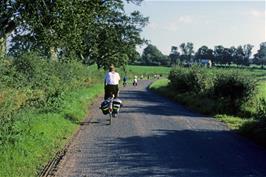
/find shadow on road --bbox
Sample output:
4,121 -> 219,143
119,90 -> 202,118
100,129 -> 266,177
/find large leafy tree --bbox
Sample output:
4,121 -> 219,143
229,46 -> 237,64
9,0 -> 100,60
195,46 -> 215,63
86,2 -> 148,69
214,45 -> 224,64
140,44 -> 169,66
254,42 -> 266,67
242,44 -> 253,66
235,46 -> 245,66
5,0 -> 148,68
0,0 -> 20,57
179,42 -> 194,63
169,46 -> 180,65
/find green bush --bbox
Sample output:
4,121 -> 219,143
168,67 -> 212,94
212,73 -> 256,114
0,53 -> 99,145
256,98 -> 266,121
168,67 -> 256,115
0,89 -> 28,145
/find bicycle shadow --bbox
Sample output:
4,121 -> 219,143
80,118 -> 111,127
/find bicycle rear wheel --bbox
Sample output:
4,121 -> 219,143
109,112 -> 112,125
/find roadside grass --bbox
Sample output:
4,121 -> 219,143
214,115 -> 254,130
257,82 -> 266,99
0,84 -> 103,177
148,79 -> 169,90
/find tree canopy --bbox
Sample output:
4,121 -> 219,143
138,44 -> 169,66
1,0 -> 148,69
254,42 -> 266,66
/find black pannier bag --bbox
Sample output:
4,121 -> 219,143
100,100 -> 110,115
112,98 -> 122,114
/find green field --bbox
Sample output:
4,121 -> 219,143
124,65 -> 171,78
127,65 -> 171,75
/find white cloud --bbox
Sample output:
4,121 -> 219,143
147,15 -> 194,32
250,9 -> 266,18
161,15 -> 193,31
178,16 -> 193,24
147,20 -> 180,31
163,22 -> 179,31
148,22 -> 159,30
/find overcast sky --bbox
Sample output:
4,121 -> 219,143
125,0 -> 266,56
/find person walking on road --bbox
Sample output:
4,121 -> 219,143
123,76 -> 128,87
133,75 -> 138,86
104,64 -> 120,100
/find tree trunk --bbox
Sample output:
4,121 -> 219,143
50,47 -> 57,61
0,35 -> 7,58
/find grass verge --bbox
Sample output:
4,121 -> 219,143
0,84 -> 103,177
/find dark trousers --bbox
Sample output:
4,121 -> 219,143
104,85 -> 119,100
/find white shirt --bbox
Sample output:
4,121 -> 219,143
105,71 -> 120,85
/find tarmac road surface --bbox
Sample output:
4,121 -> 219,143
52,80 -> 266,177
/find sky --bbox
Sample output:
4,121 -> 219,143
125,0 -> 266,56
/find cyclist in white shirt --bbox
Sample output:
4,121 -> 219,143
104,64 -> 120,100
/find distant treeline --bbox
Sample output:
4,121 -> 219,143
134,42 -> 266,67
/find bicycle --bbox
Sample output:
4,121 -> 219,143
133,79 -> 137,86
107,94 -> 122,125
107,95 -> 115,125
100,93 -> 122,125
123,81 -> 127,87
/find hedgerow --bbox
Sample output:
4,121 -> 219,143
0,53 -> 98,145
168,66 -> 257,115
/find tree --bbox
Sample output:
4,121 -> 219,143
229,46 -> 237,64
0,0 -> 19,57
222,48 -> 234,65
242,44 -> 253,66
6,0 -> 148,67
235,46 -> 245,66
254,42 -> 266,67
128,50 -> 141,64
179,42 -> 194,63
214,45 -> 224,64
10,0 -> 101,61
89,5 -> 148,69
195,46 -> 207,61
140,44 -> 169,66
169,46 -> 180,65
206,48 -> 215,62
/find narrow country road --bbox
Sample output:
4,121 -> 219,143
52,80 -> 266,177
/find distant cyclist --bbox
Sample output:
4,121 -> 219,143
104,64 -> 120,100
133,75 -> 138,86
123,76 -> 128,87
